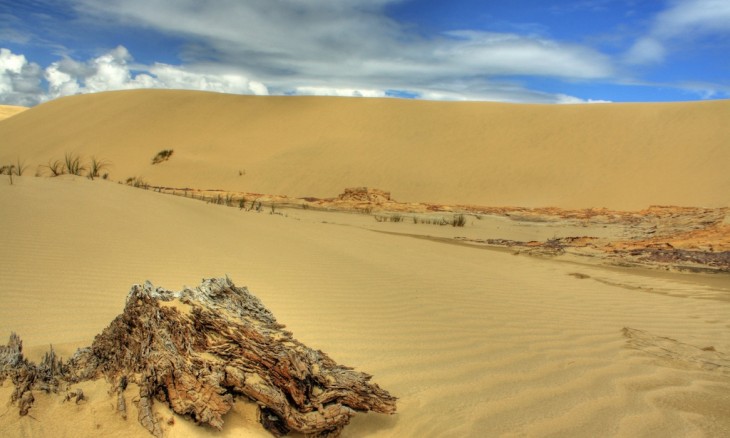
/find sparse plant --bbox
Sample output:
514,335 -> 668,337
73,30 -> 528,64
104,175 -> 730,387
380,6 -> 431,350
247,198 -> 261,212
43,159 -> 65,176
87,157 -> 110,180
451,214 -> 466,227
1,165 -> 16,184
270,203 -> 277,214
373,213 -> 406,223
12,158 -> 27,176
125,176 -> 149,189
63,153 -> 85,176
152,149 -> 174,164
238,197 -> 247,210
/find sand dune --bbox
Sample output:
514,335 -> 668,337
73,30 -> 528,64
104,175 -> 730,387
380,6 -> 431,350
2,176 -> 729,437
0,105 -> 27,121
0,90 -> 728,209
2,92 -> 729,436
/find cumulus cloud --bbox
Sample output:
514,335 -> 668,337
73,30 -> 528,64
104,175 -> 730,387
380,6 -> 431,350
1,45 -> 269,105
626,0 -> 730,65
295,86 -> 387,98
0,48 -> 44,106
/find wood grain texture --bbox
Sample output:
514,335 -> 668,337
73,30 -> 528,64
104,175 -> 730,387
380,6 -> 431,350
0,278 -> 396,437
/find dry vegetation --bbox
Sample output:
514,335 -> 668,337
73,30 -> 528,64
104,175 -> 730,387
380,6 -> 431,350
0,278 -> 396,437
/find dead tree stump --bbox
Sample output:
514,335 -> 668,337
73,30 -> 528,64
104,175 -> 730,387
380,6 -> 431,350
0,277 -> 397,437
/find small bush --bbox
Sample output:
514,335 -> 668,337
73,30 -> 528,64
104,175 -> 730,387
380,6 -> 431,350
152,149 -> 174,164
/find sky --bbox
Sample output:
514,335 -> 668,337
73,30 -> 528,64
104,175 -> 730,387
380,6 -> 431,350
1,0 -> 729,106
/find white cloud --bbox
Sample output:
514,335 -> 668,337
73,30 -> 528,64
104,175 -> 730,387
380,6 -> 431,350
555,94 -> 612,104
2,45 -> 269,105
67,0 -> 613,102
625,0 -> 730,65
2,43 -> 601,106
439,31 -> 611,79
624,37 -> 666,65
295,86 -> 386,98
653,0 -> 730,37
0,48 -> 44,106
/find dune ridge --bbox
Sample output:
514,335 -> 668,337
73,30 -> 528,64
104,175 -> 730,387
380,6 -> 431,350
1,90 -> 728,209
0,105 -> 27,121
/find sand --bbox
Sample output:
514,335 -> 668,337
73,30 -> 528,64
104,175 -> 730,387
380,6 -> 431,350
0,105 -> 27,121
0,90 -> 728,209
1,176 -> 729,437
1,91 -> 729,437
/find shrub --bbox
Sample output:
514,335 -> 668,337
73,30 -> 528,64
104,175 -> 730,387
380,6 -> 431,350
152,149 -> 174,164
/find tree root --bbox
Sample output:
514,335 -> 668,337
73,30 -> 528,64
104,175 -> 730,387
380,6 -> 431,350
0,277 -> 397,437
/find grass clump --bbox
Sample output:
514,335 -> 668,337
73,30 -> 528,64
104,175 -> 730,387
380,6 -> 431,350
152,149 -> 174,164
374,213 -> 405,223
378,213 -> 467,227
1,159 -> 29,184
1,159 -> 28,184
451,214 -> 466,227
43,159 -> 65,176
0,165 -> 15,185
42,155 -> 110,179
63,153 -> 86,175
87,157 -> 110,180
125,176 -> 149,189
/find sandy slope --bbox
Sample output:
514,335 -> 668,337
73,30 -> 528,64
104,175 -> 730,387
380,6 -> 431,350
0,90 -> 728,209
2,176 -> 729,437
0,105 -> 27,121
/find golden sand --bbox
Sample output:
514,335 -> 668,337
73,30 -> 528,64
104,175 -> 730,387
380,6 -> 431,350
0,105 -> 27,121
1,91 -> 729,437
0,90 -> 728,209
1,176 -> 729,437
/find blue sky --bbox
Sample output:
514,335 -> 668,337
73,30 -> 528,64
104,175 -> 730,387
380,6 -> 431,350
1,0 -> 729,106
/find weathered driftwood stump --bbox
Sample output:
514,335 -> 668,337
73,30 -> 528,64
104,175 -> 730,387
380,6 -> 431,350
0,277 -> 397,437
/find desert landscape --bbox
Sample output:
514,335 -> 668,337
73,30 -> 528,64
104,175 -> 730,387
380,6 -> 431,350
1,91 -> 729,437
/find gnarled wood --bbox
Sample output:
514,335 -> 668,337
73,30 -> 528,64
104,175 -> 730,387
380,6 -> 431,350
0,277 -> 396,437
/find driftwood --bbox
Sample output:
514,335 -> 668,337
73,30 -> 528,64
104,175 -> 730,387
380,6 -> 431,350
0,277 -> 397,437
